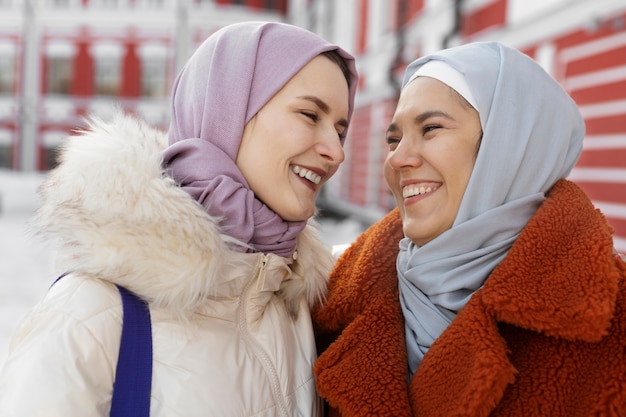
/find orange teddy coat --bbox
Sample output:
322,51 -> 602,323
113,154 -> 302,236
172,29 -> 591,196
313,179 -> 626,417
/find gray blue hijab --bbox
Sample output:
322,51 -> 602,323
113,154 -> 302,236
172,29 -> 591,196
396,41 -> 585,377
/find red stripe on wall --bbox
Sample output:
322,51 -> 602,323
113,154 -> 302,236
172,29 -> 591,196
570,80 -> 626,105
556,11 -> 626,49
461,0 -> 506,37
585,114 -> 626,135
575,181 -> 626,204
577,148 -> 626,168
565,45 -> 626,77
604,217 -> 626,238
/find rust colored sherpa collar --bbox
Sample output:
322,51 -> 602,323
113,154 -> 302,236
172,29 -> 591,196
479,179 -> 620,342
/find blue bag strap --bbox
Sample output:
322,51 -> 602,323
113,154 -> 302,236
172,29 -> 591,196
110,284 -> 153,417
52,274 -> 153,416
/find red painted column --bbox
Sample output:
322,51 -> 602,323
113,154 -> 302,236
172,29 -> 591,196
246,0 -> 263,10
121,42 -> 141,98
357,0 -> 368,54
40,53 -> 48,94
71,41 -> 93,96
274,0 -> 286,14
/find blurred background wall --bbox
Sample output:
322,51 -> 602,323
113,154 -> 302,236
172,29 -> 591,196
0,0 -> 624,250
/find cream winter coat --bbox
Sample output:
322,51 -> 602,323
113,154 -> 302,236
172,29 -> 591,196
0,114 -> 333,417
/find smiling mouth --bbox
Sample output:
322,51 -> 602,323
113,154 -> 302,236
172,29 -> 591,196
292,165 -> 322,185
402,184 -> 439,198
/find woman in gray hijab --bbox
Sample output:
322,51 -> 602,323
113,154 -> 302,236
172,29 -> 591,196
313,41 -> 626,417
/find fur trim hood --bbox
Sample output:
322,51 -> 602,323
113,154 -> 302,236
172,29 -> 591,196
33,113 -> 332,315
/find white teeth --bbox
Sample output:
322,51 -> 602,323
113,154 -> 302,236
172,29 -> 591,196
292,165 -> 321,185
402,185 -> 437,198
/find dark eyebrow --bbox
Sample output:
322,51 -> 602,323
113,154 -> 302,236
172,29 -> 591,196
387,110 -> 456,133
298,95 -> 348,129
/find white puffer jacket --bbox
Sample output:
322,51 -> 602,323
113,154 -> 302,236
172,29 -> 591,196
0,114 -> 333,417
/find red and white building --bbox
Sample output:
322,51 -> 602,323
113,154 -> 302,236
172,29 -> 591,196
0,0 -> 287,172
1,0 -> 625,250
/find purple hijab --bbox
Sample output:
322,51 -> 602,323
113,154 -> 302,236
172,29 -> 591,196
162,22 -> 357,257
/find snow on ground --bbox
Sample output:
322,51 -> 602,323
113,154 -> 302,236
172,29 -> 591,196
0,169 -> 364,365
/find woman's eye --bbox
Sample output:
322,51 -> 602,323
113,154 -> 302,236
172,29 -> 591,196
423,124 -> 441,134
301,111 -> 319,122
386,136 -> 400,150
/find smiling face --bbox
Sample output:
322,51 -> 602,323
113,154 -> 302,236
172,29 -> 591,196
385,76 -> 482,246
236,54 -> 350,222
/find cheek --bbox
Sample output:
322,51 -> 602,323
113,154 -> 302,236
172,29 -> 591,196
383,158 -> 397,191
456,151 -> 478,185
446,155 -> 476,214
326,165 -> 340,181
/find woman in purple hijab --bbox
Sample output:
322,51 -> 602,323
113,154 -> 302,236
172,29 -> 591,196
0,21 -> 357,416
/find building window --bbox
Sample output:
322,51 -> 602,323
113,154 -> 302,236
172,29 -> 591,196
0,145 -> 11,169
45,41 -> 75,95
42,130 -> 66,170
142,58 -> 166,97
0,55 -> 14,94
46,55 -> 71,95
0,40 -> 16,95
0,130 -> 12,169
95,57 -> 120,96
40,145 -> 60,170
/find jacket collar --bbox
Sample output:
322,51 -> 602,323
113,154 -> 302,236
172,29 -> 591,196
478,179 -> 620,342
33,113 -> 331,316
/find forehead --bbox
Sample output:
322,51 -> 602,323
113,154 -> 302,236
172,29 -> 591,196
395,77 -> 468,117
402,76 -> 457,104
273,55 -> 349,110
284,55 -> 345,88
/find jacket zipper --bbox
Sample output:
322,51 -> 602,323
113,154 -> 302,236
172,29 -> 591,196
237,255 -> 290,417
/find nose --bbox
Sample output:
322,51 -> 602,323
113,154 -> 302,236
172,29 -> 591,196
316,130 -> 346,165
387,136 -> 421,170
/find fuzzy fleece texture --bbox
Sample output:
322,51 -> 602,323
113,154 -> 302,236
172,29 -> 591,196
313,179 -> 626,417
32,112 -> 332,317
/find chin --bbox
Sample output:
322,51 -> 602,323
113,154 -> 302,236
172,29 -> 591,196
279,209 -> 313,222
403,223 -> 425,246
